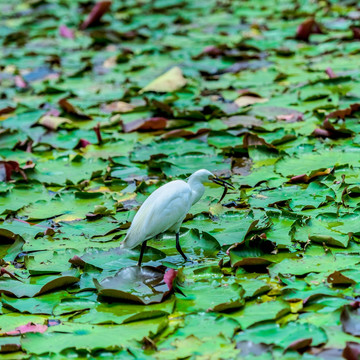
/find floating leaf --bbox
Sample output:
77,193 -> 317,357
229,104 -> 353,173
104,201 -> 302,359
0,337 -> 21,353
94,266 -> 172,304
176,280 -> 244,313
123,117 -> 167,133
326,103 -> 360,120
234,96 -> 268,107
14,76 -> 27,88
5,322 -> 48,335
295,18 -> 323,41
231,300 -> 290,329
0,161 -> 25,182
58,98 -> 91,119
235,322 -> 327,348
21,318 -> 167,355
37,116 -> 72,131
343,342 -> 360,360
341,304 -> 360,337
0,272 -> 79,298
140,67 -> 187,93
59,25 -> 74,39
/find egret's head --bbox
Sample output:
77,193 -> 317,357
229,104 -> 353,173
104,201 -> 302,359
189,169 -> 235,189
190,169 -> 214,184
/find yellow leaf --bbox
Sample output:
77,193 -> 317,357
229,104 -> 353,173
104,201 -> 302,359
53,214 -> 82,223
139,66 -> 187,93
113,192 -> 137,203
38,116 -> 72,130
102,101 -> 135,113
103,55 -> 117,69
209,202 -> 225,217
234,96 -> 268,107
0,115 -> 11,121
290,300 -> 303,313
87,186 -> 112,193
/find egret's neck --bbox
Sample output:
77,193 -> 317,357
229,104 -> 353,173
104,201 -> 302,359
187,177 -> 205,205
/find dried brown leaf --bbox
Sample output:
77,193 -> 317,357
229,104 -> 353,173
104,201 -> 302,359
58,98 -> 91,119
296,18 -> 322,41
80,1 -> 112,30
123,117 -> 167,133
343,342 -> 360,360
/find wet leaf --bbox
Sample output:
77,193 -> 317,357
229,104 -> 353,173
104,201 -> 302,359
94,266 -> 172,304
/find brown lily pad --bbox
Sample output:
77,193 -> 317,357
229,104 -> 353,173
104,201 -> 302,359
94,266 -> 173,304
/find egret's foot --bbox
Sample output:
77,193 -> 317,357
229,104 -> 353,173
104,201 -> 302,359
175,256 -> 195,266
186,258 -> 197,265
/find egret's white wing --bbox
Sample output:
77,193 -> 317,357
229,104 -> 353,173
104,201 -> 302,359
122,180 -> 192,249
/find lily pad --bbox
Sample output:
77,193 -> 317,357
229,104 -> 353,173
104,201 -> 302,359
94,266 -> 173,304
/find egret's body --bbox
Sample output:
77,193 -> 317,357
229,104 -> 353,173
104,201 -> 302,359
121,169 -> 233,265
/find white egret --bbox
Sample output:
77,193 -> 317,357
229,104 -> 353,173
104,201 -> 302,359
120,169 -> 234,266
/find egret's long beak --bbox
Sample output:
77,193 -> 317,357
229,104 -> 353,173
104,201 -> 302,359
211,176 -> 235,189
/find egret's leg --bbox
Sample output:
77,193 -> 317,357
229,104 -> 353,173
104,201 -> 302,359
176,232 -> 188,261
138,241 -> 147,267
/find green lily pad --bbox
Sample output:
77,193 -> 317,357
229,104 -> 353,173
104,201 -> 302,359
175,280 -> 244,313
229,299 -> 290,329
